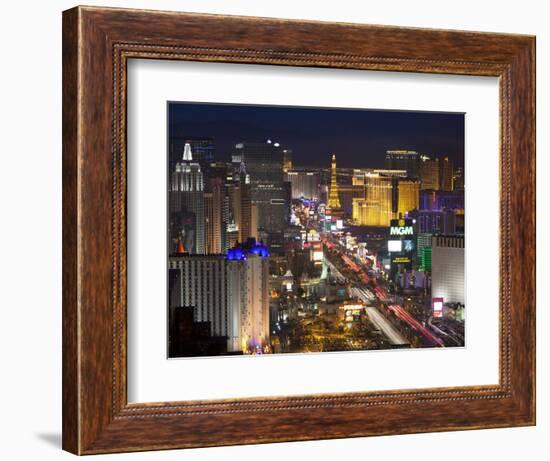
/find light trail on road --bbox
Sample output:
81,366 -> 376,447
325,259 -> 347,282
325,244 -> 413,348
365,306 -> 409,346
388,304 -> 444,347
350,286 -> 375,302
323,238 -> 444,348
350,287 -> 408,346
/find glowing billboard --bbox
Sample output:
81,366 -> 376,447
388,240 -> 402,252
312,251 -> 323,261
433,297 -> 444,318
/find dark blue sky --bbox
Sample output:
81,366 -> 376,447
168,102 -> 464,169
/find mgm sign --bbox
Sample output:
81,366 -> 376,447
388,218 -> 415,275
389,218 -> 414,236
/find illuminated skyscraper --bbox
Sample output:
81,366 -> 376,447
337,183 -> 367,216
439,156 -> 454,191
419,156 -> 440,190
283,148 -> 293,173
397,179 -> 420,216
227,181 -> 240,235
233,140 -> 287,232
286,170 -> 321,200
236,161 -> 254,242
327,154 -> 341,209
226,229 -> 239,249
204,176 -> 224,254
207,163 -> 231,247
169,239 -> 270,355
431,235 -> 464,304
168,254 -> 232,349
352,172 -> 418,226
385,150 -> 420,178
226,239 -> 271,353
169,137 -> 214,173
352,170 -> 366,186
352,173 -> 393,226
453,167 -> 464,192
227,161 -> 258,244
169,143 -> 205,254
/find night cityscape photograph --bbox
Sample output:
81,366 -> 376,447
167,102 -> 465,358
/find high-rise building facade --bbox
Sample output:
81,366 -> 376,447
352,173 -> 393,226
204,176 -> 225,254
416,233 -> 433,267
385,150 -> 420,179
205,162 -> 230,253
352,169 -> 369,186
410,209 -> 457,234
227,181 -> 241,236
169,143 -> 205,254
250,203 -> 258,241
286,170 -> 320,200
283,148 -> 293,173
439,156 -> 454,191
168,254 -> 232,347
226,229 -> 239,249
431,235 -> 464,304
352,173 -> 419,226
397,179 -> 420,216
419,156 -> 440,190
420,246 -> 432,271
169,137 -> 214,173
233,140 -> 287,232
453,167 -> 464,192
236,163 -> 254,242
419,190 -> 465,212
439,191 -> 464,211
419,189 -> 439,211
169,239 -> 270,354
227,240 -> 270,353
204,192 -> 216,252
337,184 -> 366,216
227,161 -> 258,244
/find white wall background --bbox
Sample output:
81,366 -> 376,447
0,1 -> 546,459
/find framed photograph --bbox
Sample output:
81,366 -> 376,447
62,6 -> 535,455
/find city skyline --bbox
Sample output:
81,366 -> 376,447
167,102 -> 465,358
168,102 -> 465,169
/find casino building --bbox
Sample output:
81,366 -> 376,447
431,235 -> 465,304
352,171 -> 419,227
168,239 -> 270,355
286,169 -> 320,201
227,240 -> 270,353
169,254 -> 230,350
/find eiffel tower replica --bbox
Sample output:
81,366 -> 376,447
327,154 -> 344,219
